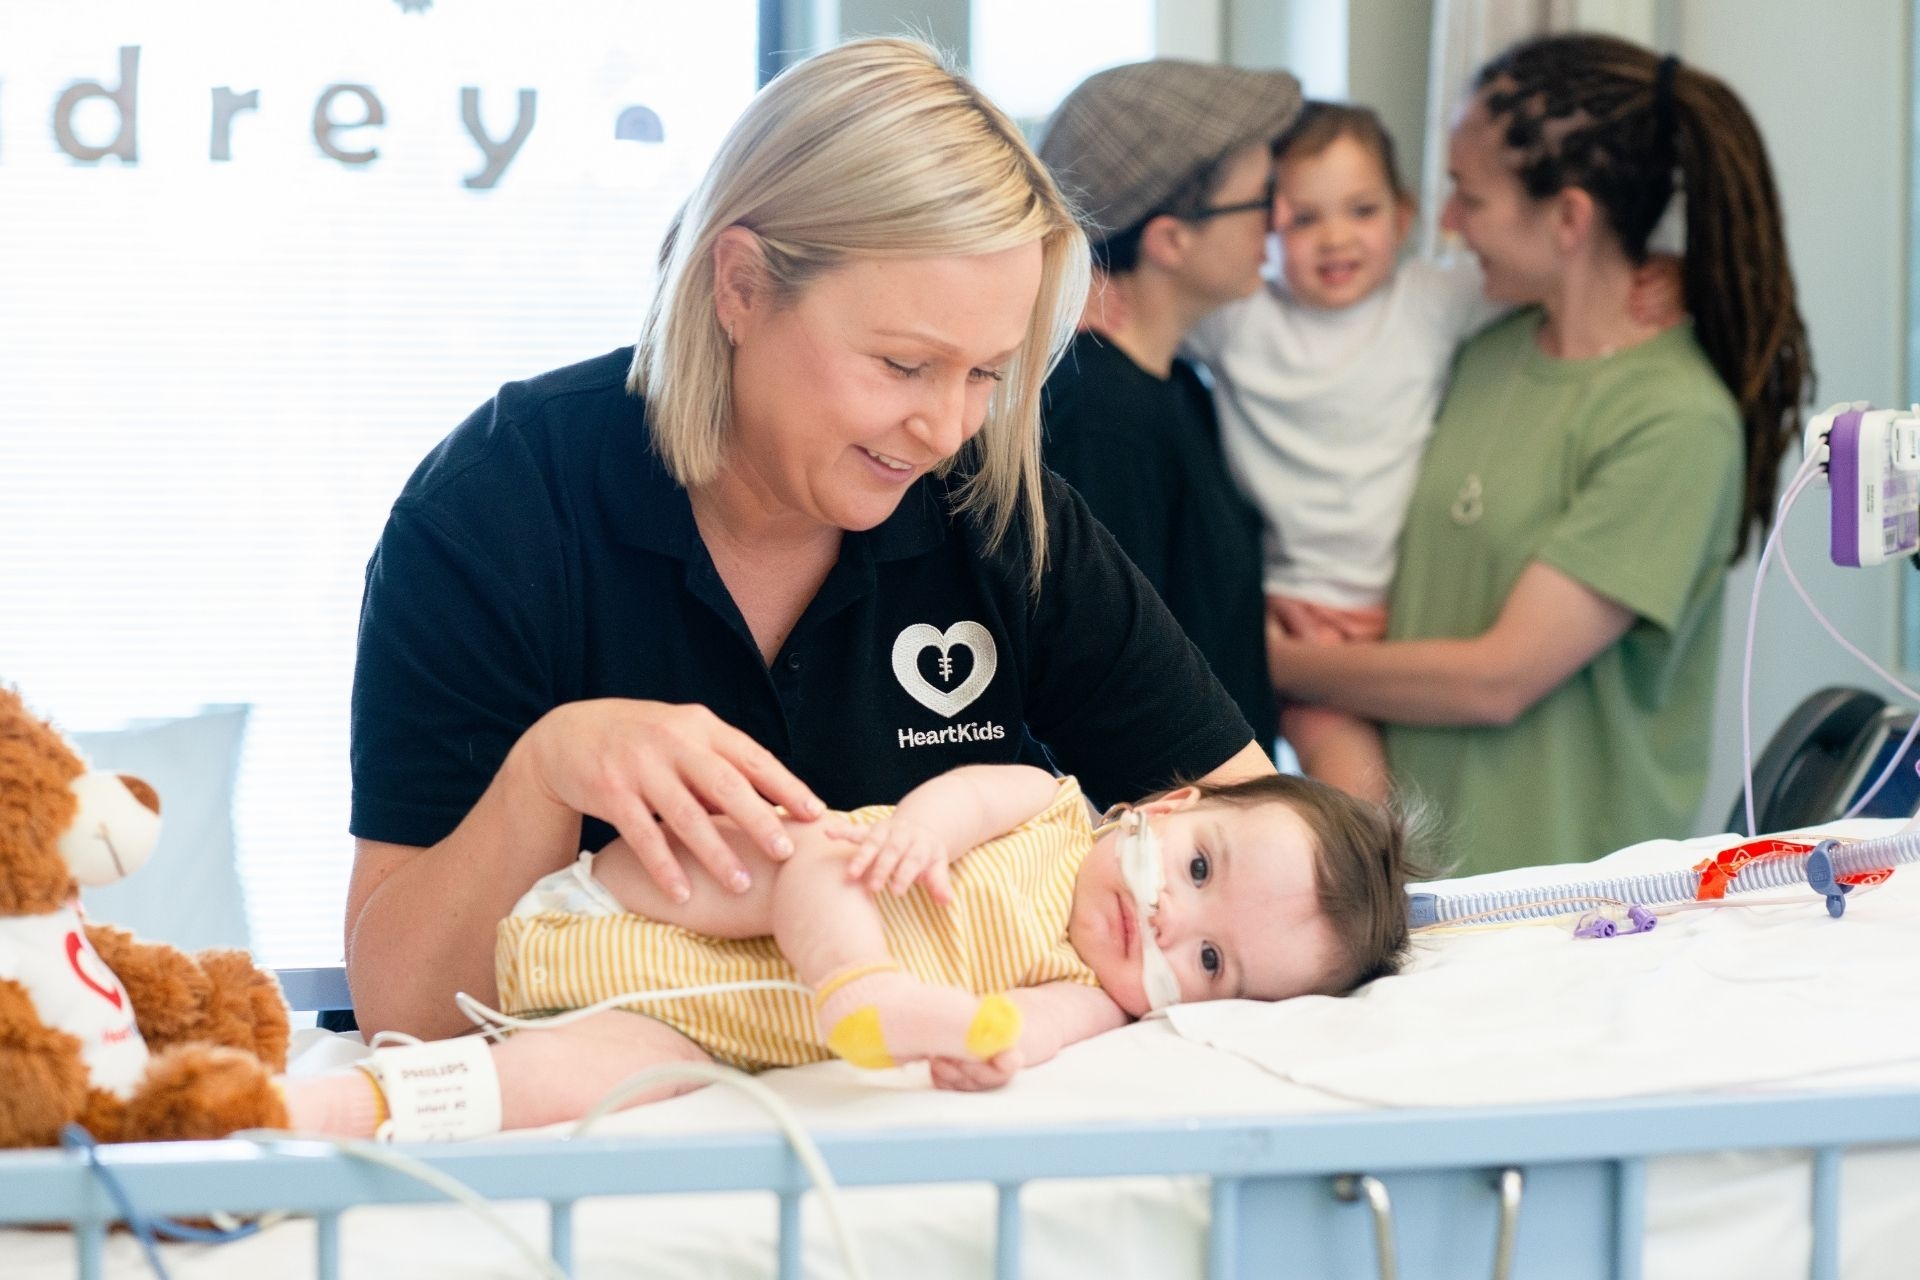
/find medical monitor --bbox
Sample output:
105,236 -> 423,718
1839,705 -> 1920,820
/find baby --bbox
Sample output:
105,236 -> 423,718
286,765 -> 1419,1138
1185,102 -> 1505,805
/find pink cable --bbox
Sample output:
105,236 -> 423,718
1741,453 -> 1822,836
1742,442 -> 1920,835
1774,519 -> 1920,819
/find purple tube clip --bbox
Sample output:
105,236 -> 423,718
1626,905 -> 1658,934
1573,913 -> 1617,939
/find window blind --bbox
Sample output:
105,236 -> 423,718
0,0 -> 757,965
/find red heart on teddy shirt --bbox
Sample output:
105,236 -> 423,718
65,931 -> 125,1010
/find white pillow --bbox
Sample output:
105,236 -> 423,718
70,705 -> 253,951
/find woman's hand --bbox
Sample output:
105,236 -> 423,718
521,699 -> 823,903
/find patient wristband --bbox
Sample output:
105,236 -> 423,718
358,1037 -> 503,1142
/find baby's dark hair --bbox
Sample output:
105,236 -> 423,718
1186,774 -> 1435,993
1272,101 -> 1409,203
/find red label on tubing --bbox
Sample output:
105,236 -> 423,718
1692,838 -> 1892,899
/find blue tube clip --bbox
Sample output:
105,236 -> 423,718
1806,839 -> 1853,919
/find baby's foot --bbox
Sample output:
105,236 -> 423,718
812,963 -> 1020,1069
280,1069 -> 384,1138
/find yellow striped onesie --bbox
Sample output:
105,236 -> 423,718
495,776 -> 1101,1071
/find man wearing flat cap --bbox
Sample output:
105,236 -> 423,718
1038,61 -> 1302,757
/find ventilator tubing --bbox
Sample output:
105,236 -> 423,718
1406,829 -> 1920,928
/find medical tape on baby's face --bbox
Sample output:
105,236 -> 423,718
1119,811 -> 1182,1011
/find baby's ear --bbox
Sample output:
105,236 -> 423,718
1137,786 -> 1201,816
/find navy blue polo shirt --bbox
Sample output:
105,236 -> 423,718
350,347 -> 1252,853
1043,332 -> 1277,754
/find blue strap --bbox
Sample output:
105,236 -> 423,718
60,1123 -> 264,1279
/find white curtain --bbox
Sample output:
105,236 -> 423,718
1418,0 -> 1663,255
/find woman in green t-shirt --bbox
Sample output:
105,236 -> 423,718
1265,33 -> 1812,873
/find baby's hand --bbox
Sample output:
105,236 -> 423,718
823,817 -> 956,903
928,1048 -> 1023,1092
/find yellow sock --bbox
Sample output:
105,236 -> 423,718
814,964 -> 1025,1069
816,962 -> 903,1069
963,994 -> 1022,1061
825,1006 -> 897,1069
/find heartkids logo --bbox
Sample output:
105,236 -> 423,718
891,621 -> 1008,749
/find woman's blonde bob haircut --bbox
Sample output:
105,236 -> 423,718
630,38 -> 1091,583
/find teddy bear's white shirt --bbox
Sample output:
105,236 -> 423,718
0,907 -> 148,1096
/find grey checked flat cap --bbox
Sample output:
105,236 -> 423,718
1038,61 -> 1303,241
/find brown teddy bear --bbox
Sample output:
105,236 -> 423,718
0,684 -> 290,1148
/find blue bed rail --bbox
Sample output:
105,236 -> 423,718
5,1087 -> 1919,1280
273,966 -> 353,1014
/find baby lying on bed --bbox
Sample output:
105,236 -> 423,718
286,766 -> 1421,1138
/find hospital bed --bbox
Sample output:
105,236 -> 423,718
6,818 -> 1920,1280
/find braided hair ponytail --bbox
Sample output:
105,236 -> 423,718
1475,33 -> 1812,559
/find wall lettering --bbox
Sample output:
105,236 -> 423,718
37,45 -> 561,189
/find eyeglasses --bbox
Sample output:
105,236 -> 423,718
1186,174 -> 1278,223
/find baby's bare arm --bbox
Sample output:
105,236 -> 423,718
890,765 -> 1062,856
837,765 -> 1063,900
1008,981 -> 1130,1064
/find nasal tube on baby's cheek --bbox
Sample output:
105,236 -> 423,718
1119,813 -> 1182,1011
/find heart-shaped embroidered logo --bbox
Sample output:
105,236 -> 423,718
65,930 -> 125,1010
891,621 -> 998,719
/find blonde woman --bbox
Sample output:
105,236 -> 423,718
345,40 -> 1275,1041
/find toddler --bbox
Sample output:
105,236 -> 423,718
1185,103 -> 1502,803
286,765 -> 1420,1138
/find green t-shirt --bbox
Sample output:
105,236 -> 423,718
1385,310 -> 1743,874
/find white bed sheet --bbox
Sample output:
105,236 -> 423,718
10,821 -> 1920,1279
1166,820 -> 1920,1106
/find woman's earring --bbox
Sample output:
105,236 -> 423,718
726,324 -> 737,348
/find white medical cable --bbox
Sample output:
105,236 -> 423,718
454,981 -> 813,1040
368,1029 -> 426,1049
230,1129 -> 567,1280
570,1062 -> 870,1280
457,985 -> 870,1279
1741,442 -> 1920,833
1740,449 -> 1823,836
1771,519 -> 1920,820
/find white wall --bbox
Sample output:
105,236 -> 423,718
1675,0 -> 1910,832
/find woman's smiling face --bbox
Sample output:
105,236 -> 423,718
718,240 -> 1042,534
1438,95 -> 1563,306
1068,790 -> 1344,1017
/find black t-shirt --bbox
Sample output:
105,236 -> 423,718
350,347 -> 1254,852
1042,332 -> 1277,752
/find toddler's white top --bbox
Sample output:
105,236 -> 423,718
1186,256 -> 1502,609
